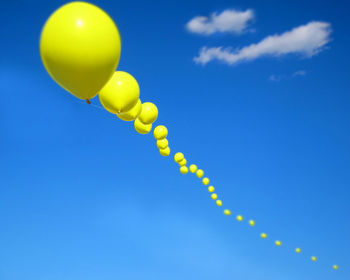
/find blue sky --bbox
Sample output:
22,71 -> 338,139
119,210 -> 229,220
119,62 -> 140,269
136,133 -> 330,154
1,0 -> 349,279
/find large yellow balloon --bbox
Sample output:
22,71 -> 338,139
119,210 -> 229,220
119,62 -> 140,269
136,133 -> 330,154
40,2 -> 121,100
134,118 -> 152,134
117,99 -> 142,121
138,102 -> 158,124
99,71 -> 140,114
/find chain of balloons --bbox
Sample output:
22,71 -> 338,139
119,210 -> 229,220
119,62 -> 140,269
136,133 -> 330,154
39,2 -> 339,272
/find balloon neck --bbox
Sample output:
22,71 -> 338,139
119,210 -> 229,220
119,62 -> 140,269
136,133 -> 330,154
86,99 -> 91,104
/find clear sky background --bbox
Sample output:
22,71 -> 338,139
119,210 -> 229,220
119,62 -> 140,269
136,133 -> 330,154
1,0 -> 349,279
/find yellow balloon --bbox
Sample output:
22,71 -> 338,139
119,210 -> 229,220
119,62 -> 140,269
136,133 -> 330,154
275,240 -> 282,246
160,146 -> 171,156
196,169 -> 204,178
211,193 -> 218,200
249,220 -> 256,226
261,233 -> 268,239
138,102 -> 158,124
208,186 -> 215,193
99,71 -> 140,114
179,158 -> 187,166
295,248 -> 302,253
311,256 -> 318,262
117,99 -> 142,121
154,125 -> 168,140
189,164 -> 198,173
174,152 -> 184,163
333,265 -> 339,270
236,215 -> 244,222
180,166 -> 189,174
134,118 -> 152,134
157,138 -> 169,149
224,209 -> 232,216
216,200 -> 223,206
202,177 -> 210,185
40,2 -> 121,100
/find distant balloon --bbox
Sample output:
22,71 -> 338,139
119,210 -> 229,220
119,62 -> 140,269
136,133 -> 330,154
196,169 -> 204,178
189,164 -> 198,173
311,256 -> 318,262
261,233 -> 268,239
224,209 -> 232,216
236,215 -> 244,222
154,125 -> 168,140
99,71 -> 140,114
216,200 -> 223,206
249,220 -> 256,226
202,177 -> 210,185
40,2 -> 121,101
157,138 -> 169,149
134,118 -> 152,134
333,265 -> 339,270
208,186 -> 215,193
138,102 -> 158,124
117,99 -> 142,121
179,158 -> 187,166
174,152 -> 184,163
211,193 -> 218,200
275,240 -> 282,246
160,146 -> 171,156
180,166 -> 189,174
295,248 -> 302,253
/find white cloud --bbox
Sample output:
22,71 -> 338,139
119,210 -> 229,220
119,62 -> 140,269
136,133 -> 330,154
292,70 -> 307,77
269,70 -> 307,82
194,21 -> 332,65
186,9 -> 254,35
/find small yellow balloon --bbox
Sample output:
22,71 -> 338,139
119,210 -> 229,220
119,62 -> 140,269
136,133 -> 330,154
311,256 -> 318,262
134,118 -> 152,134
196,169 -> 204,178
295,248 -> 302,253
208,186 -> 215,193
333,265 -> 339,270
179,158 -> 187,166
275,240 -> 282,246
117,99 -> 142,121
189,164 -> 198,173
261,233 -> 268,239
216,200 -> 223,206
180,166 -> 189,174
40,2 -> 121,100
224,209 -> 232,216
160,146 -> 171,156
138,102 -> 158,124
211,193 -> 218,200
157,138 -> 169,149
202,177 -> 210,185
249,220 -> 256,226
174,153 -> 184,163
236,215 -> 244,222
99,71 -> 140,114
154,125 -> 168,140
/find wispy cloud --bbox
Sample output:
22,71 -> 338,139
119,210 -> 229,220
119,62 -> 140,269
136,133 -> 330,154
292,70 -> 307,77
194,21 -> 332,65
269,70 -> 307,82
186,9 -> 254,35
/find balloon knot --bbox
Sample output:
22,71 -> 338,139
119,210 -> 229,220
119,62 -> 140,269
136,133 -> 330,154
86,99 -> 91,104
